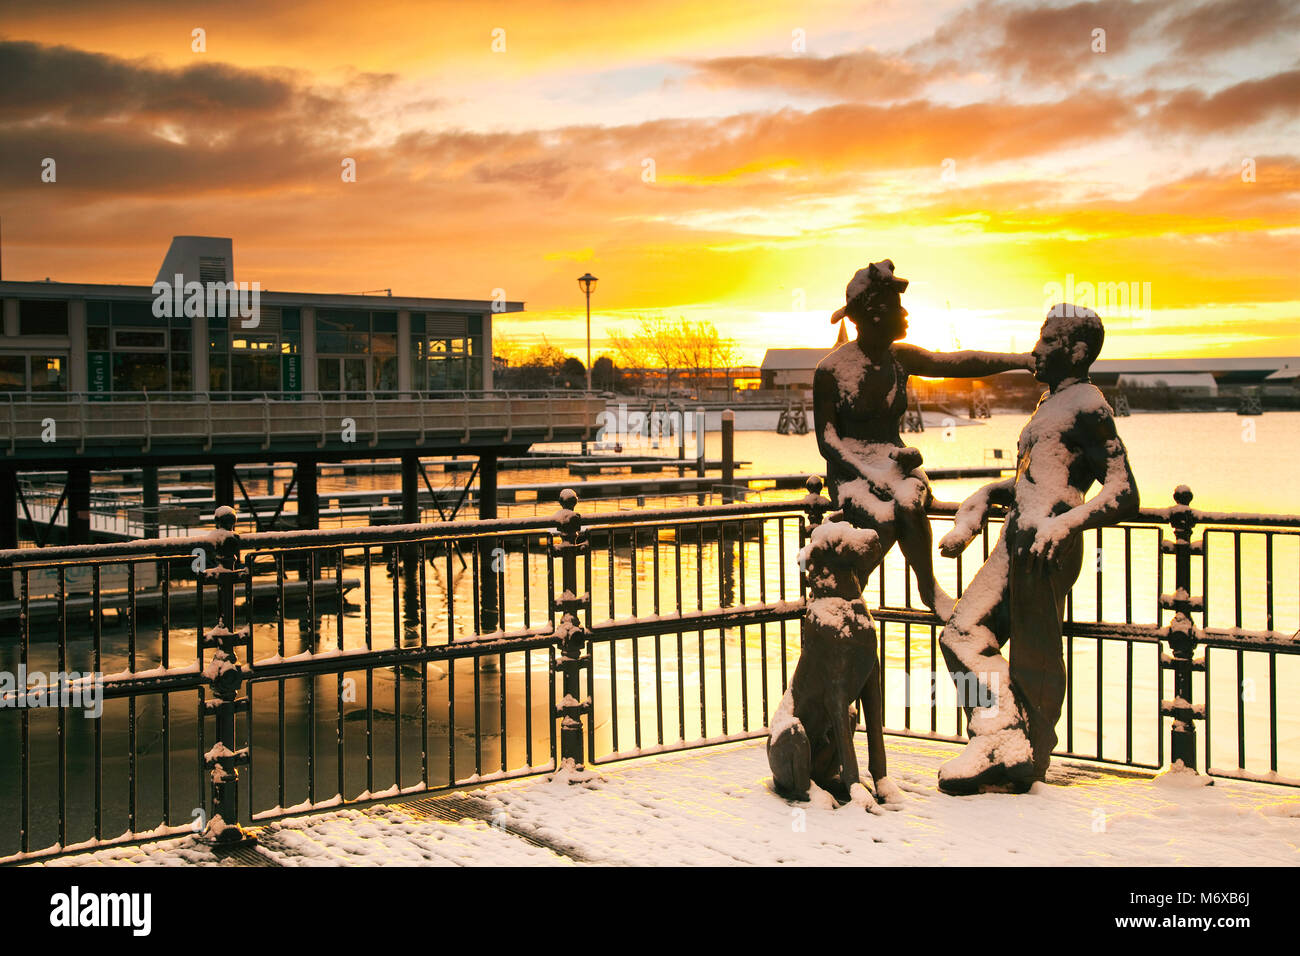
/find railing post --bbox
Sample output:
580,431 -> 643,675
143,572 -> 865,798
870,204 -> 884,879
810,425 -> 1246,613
201,505 -> 255,843
550,488 -> 591,770
799,475 -> 832,595
801,475 -> 832,530
1159,485 -> 1208,780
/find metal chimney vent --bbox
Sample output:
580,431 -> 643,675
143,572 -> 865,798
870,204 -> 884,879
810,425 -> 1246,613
199,257 -> 229,284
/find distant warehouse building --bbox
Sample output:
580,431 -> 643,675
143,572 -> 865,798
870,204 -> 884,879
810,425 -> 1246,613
1091,357 -> 1300,391
759,347 -> 1300,400
1116,372 -> 1218,398
761,348 -> 828,392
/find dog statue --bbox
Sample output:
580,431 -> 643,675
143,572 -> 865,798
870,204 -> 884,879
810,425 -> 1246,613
767,518 -> 902,806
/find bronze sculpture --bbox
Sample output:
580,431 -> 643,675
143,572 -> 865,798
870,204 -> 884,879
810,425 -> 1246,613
813,260 -> 1033,619
767,519 -> 902,806
935,305 -> 1139,794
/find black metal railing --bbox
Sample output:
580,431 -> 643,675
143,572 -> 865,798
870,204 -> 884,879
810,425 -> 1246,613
1,479 -> 1296,863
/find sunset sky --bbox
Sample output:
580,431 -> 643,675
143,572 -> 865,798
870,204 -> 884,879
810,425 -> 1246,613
1,0 -> 1297,364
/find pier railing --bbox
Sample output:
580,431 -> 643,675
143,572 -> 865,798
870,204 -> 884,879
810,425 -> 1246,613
0,480 -> 1296,862
1,389 -> 607,456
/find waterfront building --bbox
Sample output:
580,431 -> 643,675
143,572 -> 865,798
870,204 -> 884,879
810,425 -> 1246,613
0,237 -> 604,552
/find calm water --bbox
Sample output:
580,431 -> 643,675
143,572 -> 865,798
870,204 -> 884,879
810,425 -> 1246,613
3,410 -> 1298,856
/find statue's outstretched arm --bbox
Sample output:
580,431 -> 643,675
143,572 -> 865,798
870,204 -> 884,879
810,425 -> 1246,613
895,343 -> 1033,379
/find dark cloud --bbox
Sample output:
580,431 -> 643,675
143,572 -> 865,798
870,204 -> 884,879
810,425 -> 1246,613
1164,0 -> 1300,58
922,0 -> 1161,85
688,49 -> 934,100
0,40 -> 301,121
1154,69 -> 1300,131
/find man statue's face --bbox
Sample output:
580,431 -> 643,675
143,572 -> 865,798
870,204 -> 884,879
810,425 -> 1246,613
1031,316 -> 1081,384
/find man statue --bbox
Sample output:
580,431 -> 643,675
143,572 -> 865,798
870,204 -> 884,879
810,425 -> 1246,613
814,260 -> 1033,618
935,305 -> 1139,794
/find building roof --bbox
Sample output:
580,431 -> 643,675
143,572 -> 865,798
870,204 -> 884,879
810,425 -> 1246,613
1117,372 -> 1218,389
759,349 -> 1300,378
0,279 -> 522,313
761,347 -> 835,370
1092,357 -> 1299,374
0,237 -> 523,312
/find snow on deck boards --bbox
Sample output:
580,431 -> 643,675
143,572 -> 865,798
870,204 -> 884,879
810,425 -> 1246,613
29,737 -> 1300,867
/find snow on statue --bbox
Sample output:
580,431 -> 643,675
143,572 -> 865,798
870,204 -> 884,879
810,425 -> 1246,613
935,305 -> 1139,794
767,519 -> 903,808
813,260 -> 1033,620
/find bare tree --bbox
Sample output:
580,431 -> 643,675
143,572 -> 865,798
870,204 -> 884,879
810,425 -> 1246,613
607,315 -> 738,397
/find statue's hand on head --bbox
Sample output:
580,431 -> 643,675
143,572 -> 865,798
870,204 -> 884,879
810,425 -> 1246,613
1028,515 -> 1075,570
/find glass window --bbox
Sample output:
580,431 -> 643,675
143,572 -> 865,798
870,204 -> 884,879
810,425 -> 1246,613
0,354 -> 69,392
318,359 -> 340,393
114,329 -> 168,350
112,353 -> 169,391
31,355 -> 66,392
170,354 -> 192,392
231,334 -> 278,350
88,327 -> 110,350
230,352 -> 278,392
0,355 -> 26,391
19,300 -> 69,335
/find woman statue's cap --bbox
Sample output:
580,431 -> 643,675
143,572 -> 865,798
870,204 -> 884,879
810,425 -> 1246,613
831,259 -> 909,322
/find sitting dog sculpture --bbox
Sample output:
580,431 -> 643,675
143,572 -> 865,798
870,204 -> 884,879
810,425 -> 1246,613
767,518 -> 901,806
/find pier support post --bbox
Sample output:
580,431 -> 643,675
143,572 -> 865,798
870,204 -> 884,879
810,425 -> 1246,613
478,452 -> 500,636
401,454 -> 420,525
399,453 -> 422,628
142,465 -> 160,539
678,403 -> 687,461
696,406 -> 706,478
0,467 -> 16,600
478,452 -> 498,521
213,462 -> 235,511
551,489 -> 591,770
296,457 -> 319,530
721,409 -> 735,504
67,466 -> 91,545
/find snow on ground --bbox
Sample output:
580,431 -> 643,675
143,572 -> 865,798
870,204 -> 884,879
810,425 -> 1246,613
32,737 -> 1300,866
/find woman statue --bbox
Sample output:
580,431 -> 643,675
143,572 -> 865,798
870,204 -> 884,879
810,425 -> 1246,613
813,260 -> 1032,619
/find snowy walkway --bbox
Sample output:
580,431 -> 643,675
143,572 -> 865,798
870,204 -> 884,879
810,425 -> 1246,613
33,737 -> 1300,866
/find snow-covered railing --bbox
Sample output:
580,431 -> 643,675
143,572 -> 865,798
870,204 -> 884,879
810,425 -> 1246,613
0,487 -> 818,863
1,478 -> 1296,864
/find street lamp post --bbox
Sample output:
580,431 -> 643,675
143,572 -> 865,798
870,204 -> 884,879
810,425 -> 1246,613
577,273 -> 598,456
577,273 -> 598,392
